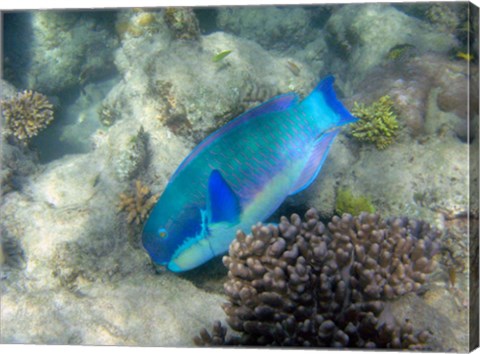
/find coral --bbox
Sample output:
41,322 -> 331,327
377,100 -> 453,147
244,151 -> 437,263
164,8 -> 200,40
335,188 -> 376,215
195,208 -> 440,349
117,180 -> 159,225
1,90 -> 54,143
350,95 -> 399,150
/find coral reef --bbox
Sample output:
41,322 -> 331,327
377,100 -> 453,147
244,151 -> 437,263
196,208 -> 441,349
1,90 -> 54,143
350,95 -> 399,150
164,8 -> 200,40
335,188 -> 376,215
117,180 -> 159,225
0,4 -> 473,348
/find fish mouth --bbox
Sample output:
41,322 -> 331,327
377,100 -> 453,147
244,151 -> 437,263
151,262 -> 168,273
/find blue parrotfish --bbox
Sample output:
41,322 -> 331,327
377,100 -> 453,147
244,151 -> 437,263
142,76 -> 358,272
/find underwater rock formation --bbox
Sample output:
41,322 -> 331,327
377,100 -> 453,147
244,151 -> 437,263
4,11 -> 118,94
115,10 -> 164,39
325,4 -> 458,85
1,90 -> 54,143
0,228 -> 26,272
114,127 -> 149,181
164,8 -> 200,40
114,29 -> 315,145
216,6 -> 316,51
195,208 -> 441,349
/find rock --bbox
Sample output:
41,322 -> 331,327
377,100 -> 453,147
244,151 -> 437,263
216,6 -> 316,50
387,293 -> 463,351
4,11 -> 118,95
1,272 -> 225,346
325,4 -> 458,85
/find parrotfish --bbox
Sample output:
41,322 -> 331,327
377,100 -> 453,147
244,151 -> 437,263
142,76 -> 357,272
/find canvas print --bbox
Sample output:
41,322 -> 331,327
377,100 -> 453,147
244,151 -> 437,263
0,1 -> 479,352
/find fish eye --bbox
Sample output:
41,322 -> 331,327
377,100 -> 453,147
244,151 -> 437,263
158,228 -> 168,238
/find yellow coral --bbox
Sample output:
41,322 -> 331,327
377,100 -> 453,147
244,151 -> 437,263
350,95 -> 399,150
1,90 -> 54,143
117,180 -> 159,225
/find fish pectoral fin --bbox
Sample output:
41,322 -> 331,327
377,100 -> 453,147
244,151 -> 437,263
207,170 -> 241,224
289,129 -> 340,196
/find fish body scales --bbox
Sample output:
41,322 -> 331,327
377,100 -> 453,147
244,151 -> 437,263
142,76 -> 358,271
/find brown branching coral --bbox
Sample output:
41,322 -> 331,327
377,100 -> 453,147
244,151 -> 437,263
1,90 -> 54,143
117,180 -> 159,225
195,208 -> 440,349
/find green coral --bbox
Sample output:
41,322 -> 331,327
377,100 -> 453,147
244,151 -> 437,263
350,95 -> 399,150
335,188 -> 376,216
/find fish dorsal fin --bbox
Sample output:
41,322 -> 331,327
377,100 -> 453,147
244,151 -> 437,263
289,129 -> 340,196
300,76 -> 358,127
170,93 -> 299,181
207,170 -> 241,224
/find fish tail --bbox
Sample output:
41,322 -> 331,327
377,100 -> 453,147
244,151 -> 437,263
300,76 -> 358,127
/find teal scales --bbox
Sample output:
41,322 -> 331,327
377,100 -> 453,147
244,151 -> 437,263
142,76 -> 358,272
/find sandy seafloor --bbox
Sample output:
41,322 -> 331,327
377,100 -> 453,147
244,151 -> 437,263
0,2 -> 478,351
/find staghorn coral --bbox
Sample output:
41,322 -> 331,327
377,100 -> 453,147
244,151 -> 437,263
350,95 -> 399,150
195,208 -> 440,349
1,90 -> 54,143
117,180 -> 159,225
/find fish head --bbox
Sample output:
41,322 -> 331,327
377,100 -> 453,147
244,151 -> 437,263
141,203 -> 208,271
